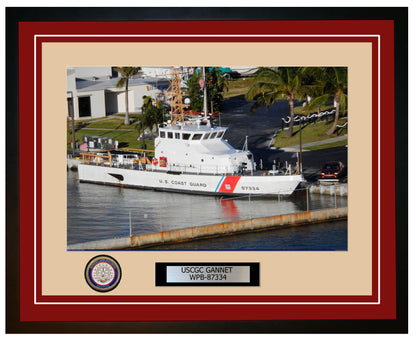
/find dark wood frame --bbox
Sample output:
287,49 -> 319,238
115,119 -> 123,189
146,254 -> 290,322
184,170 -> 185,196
6,7 -> 408,333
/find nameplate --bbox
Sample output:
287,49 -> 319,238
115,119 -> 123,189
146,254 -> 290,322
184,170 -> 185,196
155,263 -> 259,286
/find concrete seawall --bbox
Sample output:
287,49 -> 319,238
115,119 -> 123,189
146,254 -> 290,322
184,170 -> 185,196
68,207 -> 347,250
309,183 -> 348,196
67,157 -> 79,170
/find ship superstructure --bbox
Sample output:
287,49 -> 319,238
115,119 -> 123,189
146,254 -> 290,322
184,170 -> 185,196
155,123 -> 255,175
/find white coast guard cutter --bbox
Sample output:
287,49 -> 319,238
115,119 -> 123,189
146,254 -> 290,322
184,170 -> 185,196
77,68 -> 303,196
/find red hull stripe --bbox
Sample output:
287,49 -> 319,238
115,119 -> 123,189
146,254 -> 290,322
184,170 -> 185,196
217,176 -> 241,193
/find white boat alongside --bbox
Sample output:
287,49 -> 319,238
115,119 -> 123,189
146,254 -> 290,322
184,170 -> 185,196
78,121 -> 302,196
77,67 -> 303,196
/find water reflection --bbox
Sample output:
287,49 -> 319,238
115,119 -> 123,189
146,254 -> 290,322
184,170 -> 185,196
67,170 -> 347,249
219,198 -> 240,220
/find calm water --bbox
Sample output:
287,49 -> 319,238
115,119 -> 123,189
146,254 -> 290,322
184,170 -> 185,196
67,170 -> 347,250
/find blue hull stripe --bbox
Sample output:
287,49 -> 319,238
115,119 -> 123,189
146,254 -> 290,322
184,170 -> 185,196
215,176 -> 225,192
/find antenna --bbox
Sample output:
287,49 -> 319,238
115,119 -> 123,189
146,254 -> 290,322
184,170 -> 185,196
242,136 -> 248,151
159,67 -> 189,125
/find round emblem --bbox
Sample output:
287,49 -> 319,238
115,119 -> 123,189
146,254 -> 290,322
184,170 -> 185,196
85,255 -> 122,292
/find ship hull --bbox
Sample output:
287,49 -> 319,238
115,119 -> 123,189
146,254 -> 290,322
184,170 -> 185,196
78,164 -> 302,196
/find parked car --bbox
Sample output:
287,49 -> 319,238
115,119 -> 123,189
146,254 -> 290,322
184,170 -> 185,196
320,161 -> 346,180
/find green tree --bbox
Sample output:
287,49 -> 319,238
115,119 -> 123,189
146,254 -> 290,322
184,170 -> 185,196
305,67 -> 348,135
246,67 -> 304,138
115,67 -> 142,125
139,96 -> 167,142
185,67 -> 228,113
206,67 -> 228,113
186,71 -> 203,112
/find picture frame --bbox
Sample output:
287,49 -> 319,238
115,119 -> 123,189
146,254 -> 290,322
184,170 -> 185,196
5,7 -> 408,333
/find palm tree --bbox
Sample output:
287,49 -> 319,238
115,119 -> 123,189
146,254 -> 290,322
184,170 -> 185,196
306,67 -> 348,136
114,67 -> 142,125
140,95 -> 167,137
206,67 -> 229,113
246,67 -> 304,138
186,67 -> 228,113
186,71 -> 204,112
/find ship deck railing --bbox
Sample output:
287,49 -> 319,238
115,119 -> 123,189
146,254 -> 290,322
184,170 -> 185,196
79,149 -> 300,176
80,160 -> 299,177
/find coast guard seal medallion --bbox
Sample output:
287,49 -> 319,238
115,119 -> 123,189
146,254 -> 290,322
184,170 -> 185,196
85,255 -> 122,292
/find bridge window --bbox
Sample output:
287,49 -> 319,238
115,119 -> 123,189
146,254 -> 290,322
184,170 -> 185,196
182,133 -> 191,140
209,132 -> 217,139
175,133 -> 181,139
160,131 -> 166,138
167,132 -> 173,138
192,133 -> 203,140
203,133 -> 210,140
217,131 -> 224,138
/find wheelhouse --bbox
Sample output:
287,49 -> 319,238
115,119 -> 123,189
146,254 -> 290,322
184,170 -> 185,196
158,128 -> 227,141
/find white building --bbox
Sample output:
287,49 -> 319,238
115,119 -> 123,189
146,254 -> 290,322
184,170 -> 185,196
141,67 -> 173,78
230,67 -> 259,76
67,67 -> 170,120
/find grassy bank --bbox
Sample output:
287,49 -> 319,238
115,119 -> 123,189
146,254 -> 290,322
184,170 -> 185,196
67,115 -> 154,150
224,77 -> 254,98
303,139 -> 348,151
273,117 -> 348,149
293,104 -> 334,115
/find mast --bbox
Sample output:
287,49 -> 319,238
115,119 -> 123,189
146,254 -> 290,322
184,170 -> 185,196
163,67 -> 188,125
202,66 -> 208,117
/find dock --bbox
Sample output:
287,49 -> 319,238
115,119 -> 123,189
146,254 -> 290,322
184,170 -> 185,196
309,183 -> 348,196
67,156 -> 79,170
68,207 -> 347,250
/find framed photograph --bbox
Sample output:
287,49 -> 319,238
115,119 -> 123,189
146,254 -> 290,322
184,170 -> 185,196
6,7 -> 407,333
